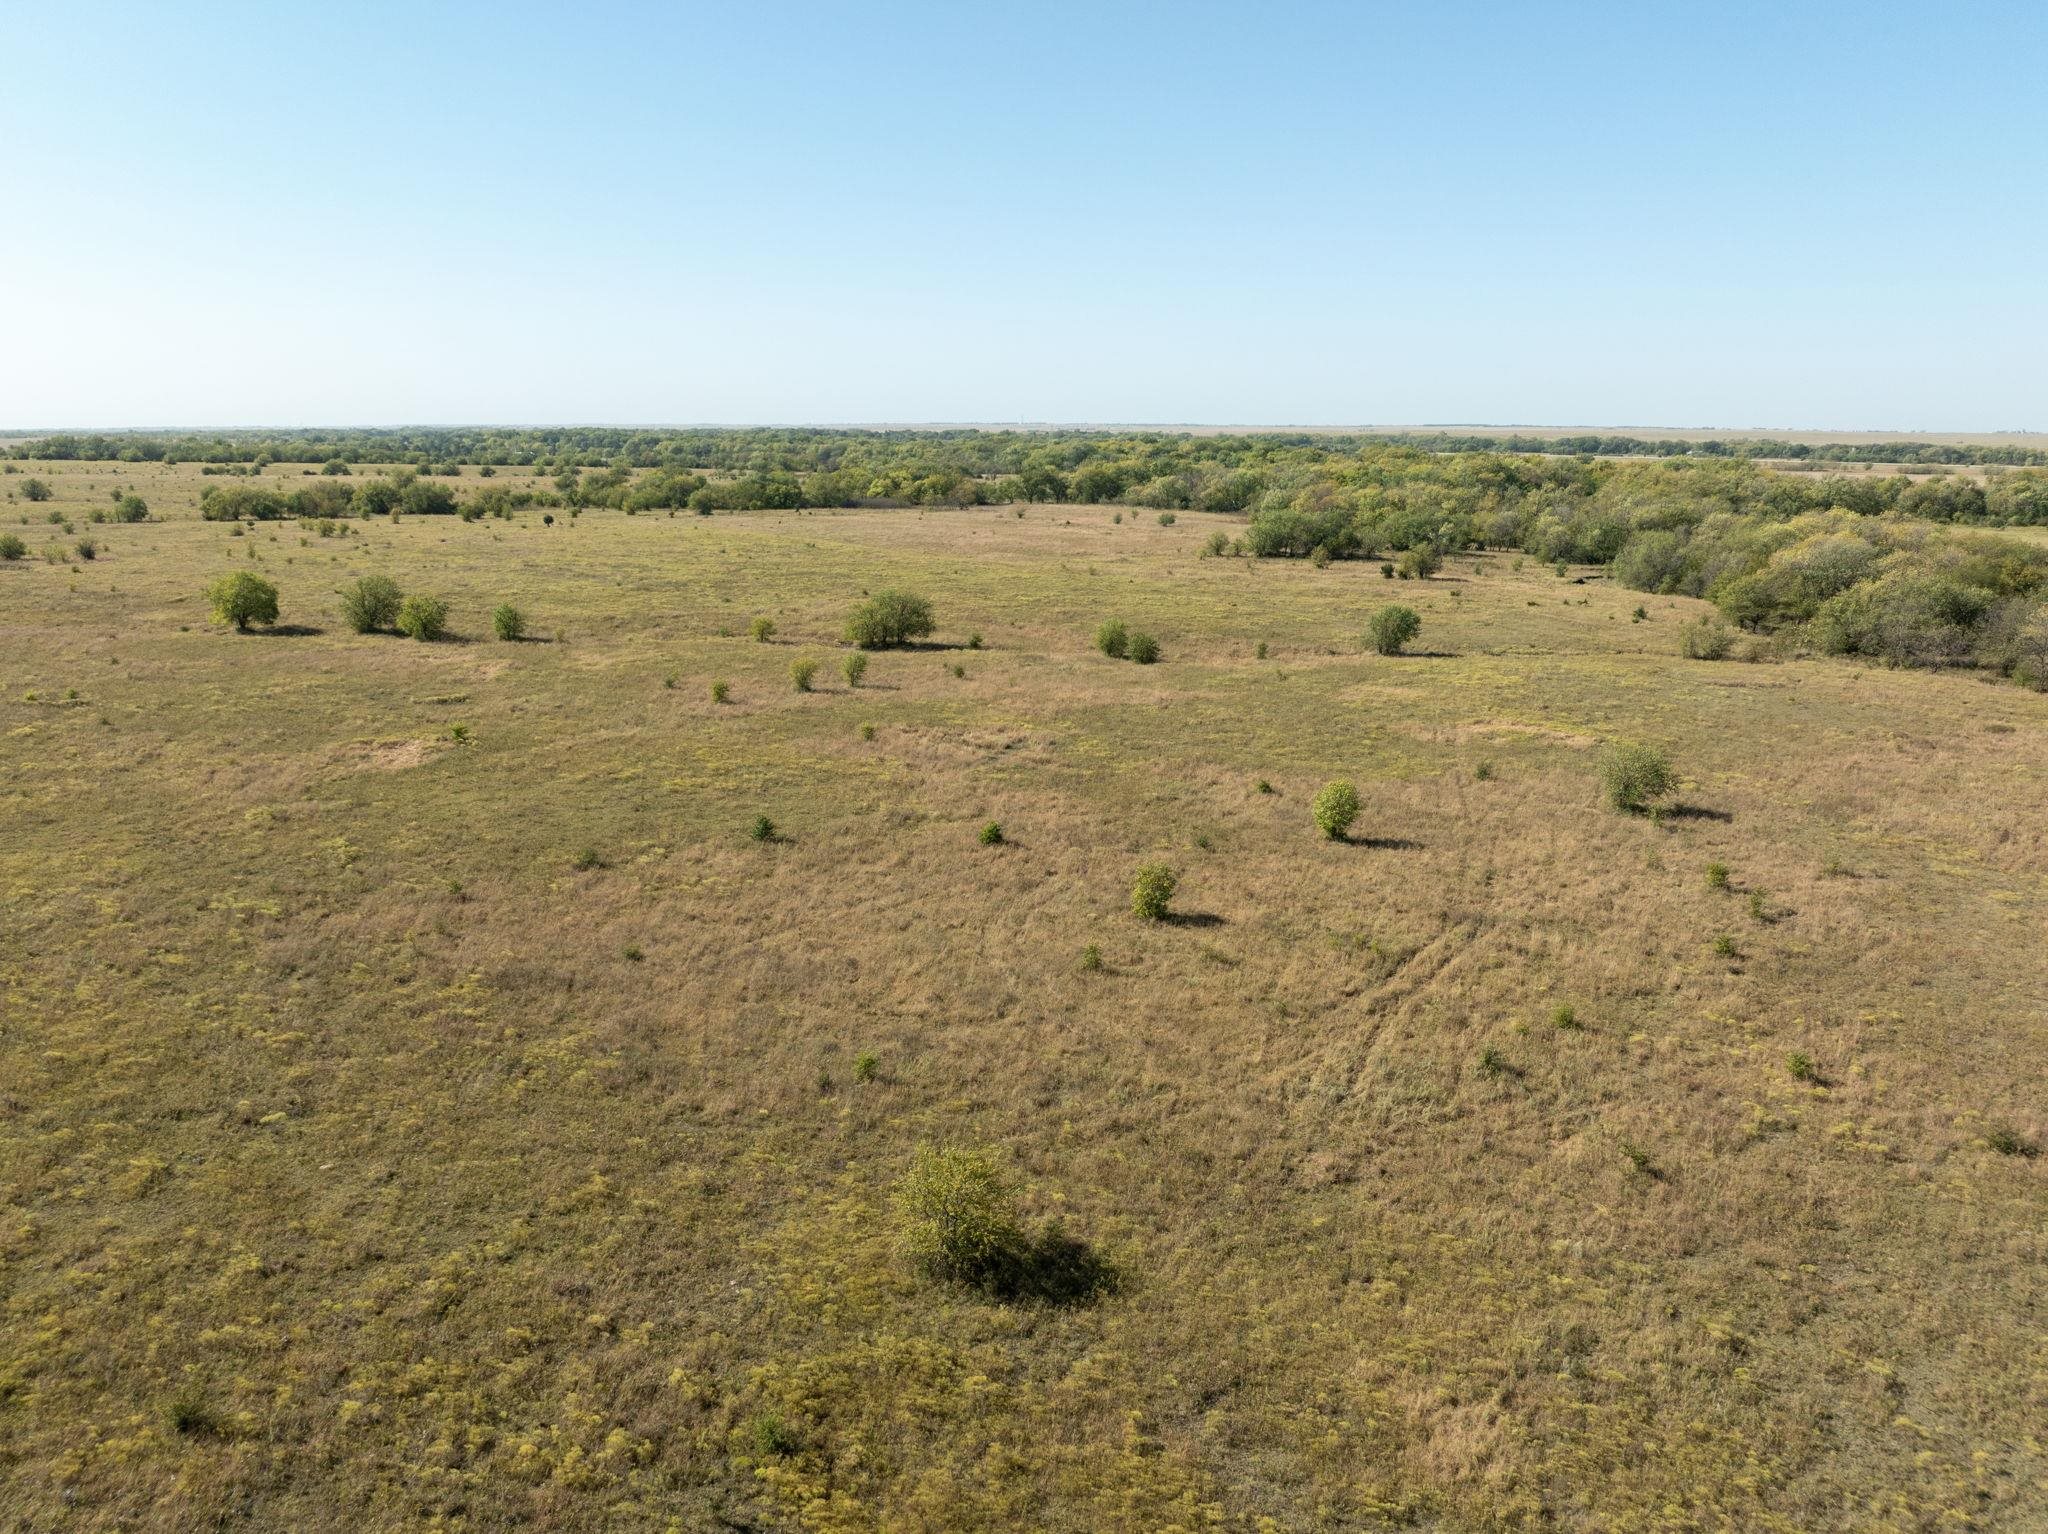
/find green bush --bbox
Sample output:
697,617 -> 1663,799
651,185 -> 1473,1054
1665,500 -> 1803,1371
1599,742 -> 1675,813
22,478 -> 51,502
1397,543 -> 1442,580
843,651 -> 868,687
749,814 -> 776,842
750,616 -> 776,642
1131,863 -> 1176,920
845,589 -> 936,649
1367,605 -> 1421,655
894,1144 -> 1022,1284
0,533 -> 23,560
1706,861 -> 1730,890
492,604 -> 524,641
979,821 -> 1004,846
1681,614 -> 1734,659
206,571 -> 279,632
1126,631 -> 1160,665
790,657 -> 818,692
711,680 -> 731,704
74,537 -> 96,561
1312,779 -> 1360,839
112,494 -> 148,522
396,594 -> 449,641
338,574 -> 402,633
1095,619 -> 1129,658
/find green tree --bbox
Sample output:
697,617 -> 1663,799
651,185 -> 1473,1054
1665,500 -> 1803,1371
1312,780 -> 1360,839
1600,742 -> 1675,813
894,1144 -> 1023,1284
845,589 -> 936,649
207,571 -> 280,631
1131,863 -> 1176,920
338,574 -> 403,633
1367,605 -> 1421,655
492,604 -> 524,641
396,594 -> 449,641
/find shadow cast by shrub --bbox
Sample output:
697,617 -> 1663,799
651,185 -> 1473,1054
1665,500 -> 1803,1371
954,1221 -> 1118,1307
1355,836 -> 1424,851
254,623 -> 325,638
1659,803 -> 1733,824
1160,910 -> 1225,928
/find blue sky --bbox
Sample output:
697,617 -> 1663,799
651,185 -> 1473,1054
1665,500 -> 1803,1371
4,1 -> 2044,429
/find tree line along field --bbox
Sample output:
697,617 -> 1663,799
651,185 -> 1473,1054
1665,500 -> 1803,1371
2,450 -> 2046,1531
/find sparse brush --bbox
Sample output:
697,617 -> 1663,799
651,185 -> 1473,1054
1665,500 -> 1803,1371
1551,1004 -> 1579,1030
573,846 -> 604,870
1787,1051 -> 1817,1082
853,1051 -> 880,1084
1126,631 -> 1160,665
750,616 -> 776,642
979,821 -> 1004,846
711,679 -> 730,704
1600,742 -> 1675,813
749,814 -> 776,843
492,603 -> 524,641
1706,861 -> 1730,890
396,593 -> 449,641
790,657 -> 818,692
1079,943 -> 1103,971
1095,618 -> 1129,658
843,651 -> 868,687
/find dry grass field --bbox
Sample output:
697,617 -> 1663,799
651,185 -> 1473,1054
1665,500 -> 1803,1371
4,460 -> 2046,1531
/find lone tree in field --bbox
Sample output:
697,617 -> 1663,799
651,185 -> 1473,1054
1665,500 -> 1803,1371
894,1143 -> 1023,1286
1600,742 -> 1675,813
1367,605 -> 1421,655
845,589 -> 936,649
207,571 -> 279,632
1130,863 -> 1177,921
1312,779 -> 1361,840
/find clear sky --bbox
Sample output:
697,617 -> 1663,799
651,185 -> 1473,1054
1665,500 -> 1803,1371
4,1 -> 2044,431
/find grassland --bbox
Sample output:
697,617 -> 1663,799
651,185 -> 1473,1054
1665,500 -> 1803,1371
3,460 -> 2046,1531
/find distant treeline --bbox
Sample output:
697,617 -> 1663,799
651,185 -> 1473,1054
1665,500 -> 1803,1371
10,424 -> 2047,469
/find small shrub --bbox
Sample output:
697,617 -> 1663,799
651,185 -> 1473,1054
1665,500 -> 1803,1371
1367,605 -> 1421,655
859,721 -> 875,740
396,594 -> 449,641
1787,1051 -> 1817,1082
1126,631 -> 1160,665
491,603 -> 524,641
853,1050 -> 880,1083
845,589 -> 936,648
950,662 -> 965,678
1599,742 -> 1675,813
206,570 -> 279,631
1095,618 -> 1129,658
1748,889 -> 1769,922
1478,1046 -> 1509,1077
1474,760 -> 1494,781
979,821 -> 1004,846
1551,1003 -> 1580,1030
74,537 -> 97,560
1204,530 -> 1230,557
1381,562 -> 1395,578
1398,544 -> 1442,580
1131,863 -> 1176,920
663,670 -> 677,689
573,846 -> 604,870
894,1144 -> 1023,1285
711,680 -> 731,703
1713,933 -> 1737,958
623,944 -> 645,962
749,814 -> 776,842
1079,943 -> 1103,972
843,651 -> 868,687
750,616 -> 776,642
1254,778 -> 1274,794
750,1412 -> 800,1457
0,533 -> 25,560
1632,605 -> 1647,621
1706,861 -> 1730,890
1157,511 -> 1176,526
791,657 -> 818,692
966,631 -> 983,650
1254,640 -> 1268,660
1986,1126 -> 2039,1157
164,1378 -> 220,1437
1312,779 -> 1360,840
1682,615 -> 1735,660
22,477 -> 50,502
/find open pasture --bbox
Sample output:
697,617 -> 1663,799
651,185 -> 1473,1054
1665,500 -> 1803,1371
3,464 -> 2046,1531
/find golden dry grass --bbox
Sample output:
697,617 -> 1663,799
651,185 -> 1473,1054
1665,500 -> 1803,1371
3,459 -> 2046,1531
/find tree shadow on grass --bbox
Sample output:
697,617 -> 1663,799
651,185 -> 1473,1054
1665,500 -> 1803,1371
1660,803 -> 1733,824
974,1222 -> 1119,1307
255,623 -> 324,637
1350,836 -> 1424,851
1161,910 -> 1225,929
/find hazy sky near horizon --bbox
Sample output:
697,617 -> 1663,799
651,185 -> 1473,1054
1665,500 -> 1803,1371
5,1 -> 2045,431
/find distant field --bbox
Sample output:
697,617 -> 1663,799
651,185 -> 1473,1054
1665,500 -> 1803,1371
4,458 -> 2046,1531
